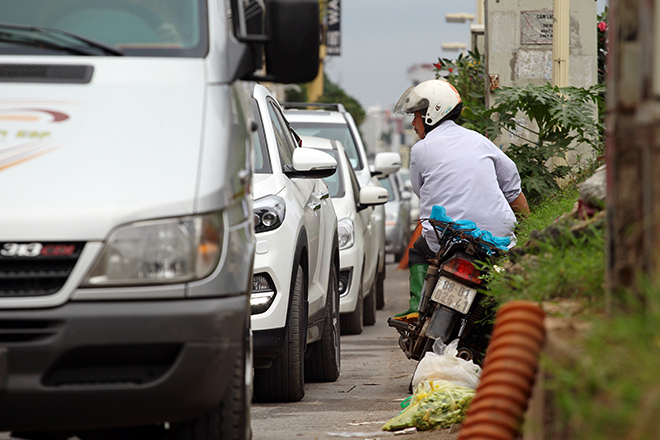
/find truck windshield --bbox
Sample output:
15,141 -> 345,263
0,0 -> 207,57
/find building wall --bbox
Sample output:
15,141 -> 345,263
486,0 -> 597,103
485,0 -> 598,163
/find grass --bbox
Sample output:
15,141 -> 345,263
483,168 -> 660,439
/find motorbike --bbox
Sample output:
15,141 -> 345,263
387,217 -> 504,365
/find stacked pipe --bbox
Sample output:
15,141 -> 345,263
458,300 -> 546,440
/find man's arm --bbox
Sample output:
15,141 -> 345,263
510,192 -> 530,218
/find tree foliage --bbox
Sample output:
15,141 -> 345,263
434,48 -> 487,131
317,75 -> 366,127
482,83 -> 604,203
284,74 -> 366,127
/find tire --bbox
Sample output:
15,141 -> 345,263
167,341 -> 251,440
253,264 -> 306,402
305,263 -> 341,382
340,282 -> 363,335
375,267 -> 385,310
363,285 -> 376,326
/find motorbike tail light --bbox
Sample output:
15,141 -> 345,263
442,257 -> 482,285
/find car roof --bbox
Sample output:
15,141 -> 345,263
299,135 -> 335,151
283,109 -> 347,124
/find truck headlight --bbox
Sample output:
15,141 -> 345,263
253,195 -> 285,233
338,218 -> 355,250
82,212 -> 223,287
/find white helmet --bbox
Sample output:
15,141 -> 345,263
393,79 -> 462,126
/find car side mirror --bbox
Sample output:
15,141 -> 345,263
284,148 -> 337,179
357,186 -> 389,212
404,180 -> 413,191
371,152 -> 402,178
401,190 -> 413,201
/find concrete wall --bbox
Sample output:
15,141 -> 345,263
485,0 -> 598,163
485,0 -> 597,104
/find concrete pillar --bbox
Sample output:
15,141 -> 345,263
552,0 -> 570,86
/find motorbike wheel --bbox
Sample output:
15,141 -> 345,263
253,263 -> 307,402
305,263 -> 341,382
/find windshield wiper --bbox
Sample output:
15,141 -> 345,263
0,22 -> 123,56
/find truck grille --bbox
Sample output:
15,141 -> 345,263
0,242 -> 85,298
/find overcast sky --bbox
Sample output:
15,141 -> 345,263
324,0 -> 608,111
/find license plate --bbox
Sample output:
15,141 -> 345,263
431,276 -> 477,314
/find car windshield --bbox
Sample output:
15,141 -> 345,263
0,0 -> 207,57
318,149 -> 345,198
288,122 -> 364,171
378,177 -> 395,202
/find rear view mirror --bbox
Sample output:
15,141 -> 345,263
285,148 -> 337,179
358,186 -> 389,211
371,152 -> 402,178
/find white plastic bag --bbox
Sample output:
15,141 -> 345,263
411,339 -> 482,390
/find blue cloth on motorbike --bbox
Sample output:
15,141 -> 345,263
430,205 -> 511,252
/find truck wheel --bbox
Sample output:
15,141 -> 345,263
253,264 -> 306,402
340,282 -> 363,335
77,329 -> 252,440
167,341 -> 251,440
363,285 -> 376,326
305,263 -> 340,382
375,267 -> 385,310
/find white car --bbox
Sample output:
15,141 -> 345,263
300,136 -> 390,335
283,103 -> 401,311
250,85 -> 340,403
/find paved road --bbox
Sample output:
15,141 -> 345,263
251,257 -> 458,440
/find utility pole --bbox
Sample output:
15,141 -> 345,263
606,0 -> 660,310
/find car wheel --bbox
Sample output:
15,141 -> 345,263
363,284 -> 377,326
305,263 -> 340,382
253,263 -> 306,402
375,266 -> 385,310
340,281 -> 363,335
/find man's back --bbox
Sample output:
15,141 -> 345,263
410,121 -> 520,251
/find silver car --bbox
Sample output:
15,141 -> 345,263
379,172 -> 413,262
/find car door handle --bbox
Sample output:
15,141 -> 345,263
313,191 -> 330,200
308,202 -> 321,211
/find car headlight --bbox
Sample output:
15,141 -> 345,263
253,195 -> 286,233
82,212 -> 223,287
338,218 -> 355,250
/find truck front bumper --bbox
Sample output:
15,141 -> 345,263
0,295 -> 248,432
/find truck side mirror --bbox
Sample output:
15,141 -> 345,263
232,0 -> 320,84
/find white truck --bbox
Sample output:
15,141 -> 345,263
0,1 -> 320,439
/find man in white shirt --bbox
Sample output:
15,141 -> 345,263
392,79 -> 529,321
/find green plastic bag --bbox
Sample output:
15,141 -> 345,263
383,380 -> 475,431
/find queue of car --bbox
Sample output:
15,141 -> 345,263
248,86 -> 404,403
